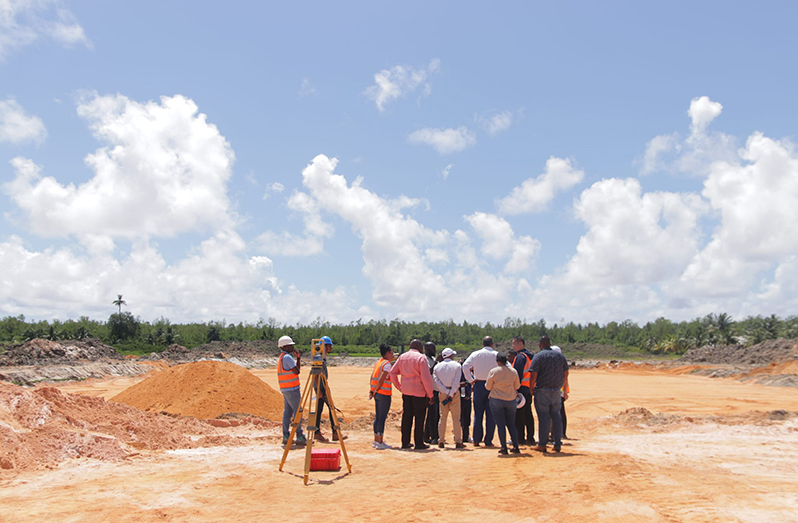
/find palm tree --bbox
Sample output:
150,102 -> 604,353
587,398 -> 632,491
112,294 -> 127,314
714,312 -> 736,345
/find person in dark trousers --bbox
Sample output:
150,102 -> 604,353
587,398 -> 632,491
552,346 -> 570,439
486,351 -> 521,455
388,339 -> 435,450
529,335 -> 569,453
462,336 -> 499,447
423,341 -> 440,444
459,364 -> 472,443
369,343 -> 395,449
510,335 -> 536,445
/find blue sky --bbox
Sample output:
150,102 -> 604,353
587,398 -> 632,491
1,1 -> 798,326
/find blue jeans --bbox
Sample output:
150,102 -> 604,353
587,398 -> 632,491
472,380 -> 495,445
373,394 -> 391,435
489,397 -> 519,450
282,388 -> 304,439
534,388 -> 562,449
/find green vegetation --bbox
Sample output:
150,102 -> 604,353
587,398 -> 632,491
1,312 -> 796,357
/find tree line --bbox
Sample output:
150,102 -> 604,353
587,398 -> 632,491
1,311 -> 796,355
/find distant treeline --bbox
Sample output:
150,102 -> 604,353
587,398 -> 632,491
1,312 -> 796,355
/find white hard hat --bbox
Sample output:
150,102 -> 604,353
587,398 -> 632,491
278,335 -> 295,348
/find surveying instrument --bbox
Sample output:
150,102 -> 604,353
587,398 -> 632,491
278,338 -> 352,484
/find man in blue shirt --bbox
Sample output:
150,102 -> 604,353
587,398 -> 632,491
529,335 -> 569,453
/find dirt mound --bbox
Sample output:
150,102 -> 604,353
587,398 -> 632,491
602,361 -> 657,371
611,407 -> 682,426
742,360 -> 798,376
600,407 -> 797,432
0,338 -> 122,366
680,338 -> 798,366
149,340 -> 280,361
111,360 -> 284,420
0,383 -> 219,471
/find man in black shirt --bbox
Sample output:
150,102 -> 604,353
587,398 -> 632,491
529,335 -> 569,453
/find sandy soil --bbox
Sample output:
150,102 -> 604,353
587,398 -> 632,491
2,365 -> 798,523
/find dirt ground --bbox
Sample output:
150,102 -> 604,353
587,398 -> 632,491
2,364 -> 798,523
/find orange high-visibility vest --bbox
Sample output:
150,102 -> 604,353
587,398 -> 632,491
277,352 -> 300,390
520,352 -> 533,388
370,359 -> 392,396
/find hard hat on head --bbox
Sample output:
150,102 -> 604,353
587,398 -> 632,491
321,335 -> 334,346
278,335 -> 295,348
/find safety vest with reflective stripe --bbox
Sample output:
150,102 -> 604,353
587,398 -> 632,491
520,352 -> 533,388
370,359 -> 392,396
277,352 -> 300,390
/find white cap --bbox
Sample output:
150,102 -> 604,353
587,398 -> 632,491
278,335 -> 295,348
441,348 -> 456,358
551,345 -> 562,353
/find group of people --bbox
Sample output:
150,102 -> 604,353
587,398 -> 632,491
276,333 -> 570,457
372,334 -> 570,456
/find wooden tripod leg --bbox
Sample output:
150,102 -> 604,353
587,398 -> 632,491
303,374 -> 322,484
278,372 -> 313,471
320,373 -> 352,473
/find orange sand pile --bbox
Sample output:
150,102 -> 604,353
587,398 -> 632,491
740,359 -> 798,377
111,360 -> 284,420
0,383 -> 218,471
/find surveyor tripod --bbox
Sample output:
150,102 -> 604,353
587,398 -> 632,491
278,339 -> 352,484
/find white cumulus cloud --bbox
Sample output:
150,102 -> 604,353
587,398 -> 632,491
678,132 -> 798,296
261,155 -> 542,319
465,212 -> 540,274
0,97 -> 47,144
407,126 -> 476,154
477,110 -> 514,136
0,0 -> 91,61
689,96 -> 723,135
496,156 -> 584,215
256,189 -> 334,257
364,59 -> 440,112
640,96 -> 736,176
3,93 -> 235,239
562,178 -> 707,287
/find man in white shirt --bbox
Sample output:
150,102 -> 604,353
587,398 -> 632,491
433,348 -> 465,449
461,336 -> 498,447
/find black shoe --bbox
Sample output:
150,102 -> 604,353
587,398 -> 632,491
510,447 -> 521,454
483,442 -> 495,448
415,443 -> 430,450
401,444 -> 413,450
553,446 -> 562,453
455,443 -> 466,449
526,439 -> 537,446
498,448 -> 508,455
438,442 -> 445,448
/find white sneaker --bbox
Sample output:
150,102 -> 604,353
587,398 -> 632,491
372,441 -> 379,448
375,442 -> 392,450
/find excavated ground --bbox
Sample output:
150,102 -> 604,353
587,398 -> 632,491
1,361 -> 798,522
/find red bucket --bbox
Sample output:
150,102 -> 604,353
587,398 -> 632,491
310,448 -> 341,471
